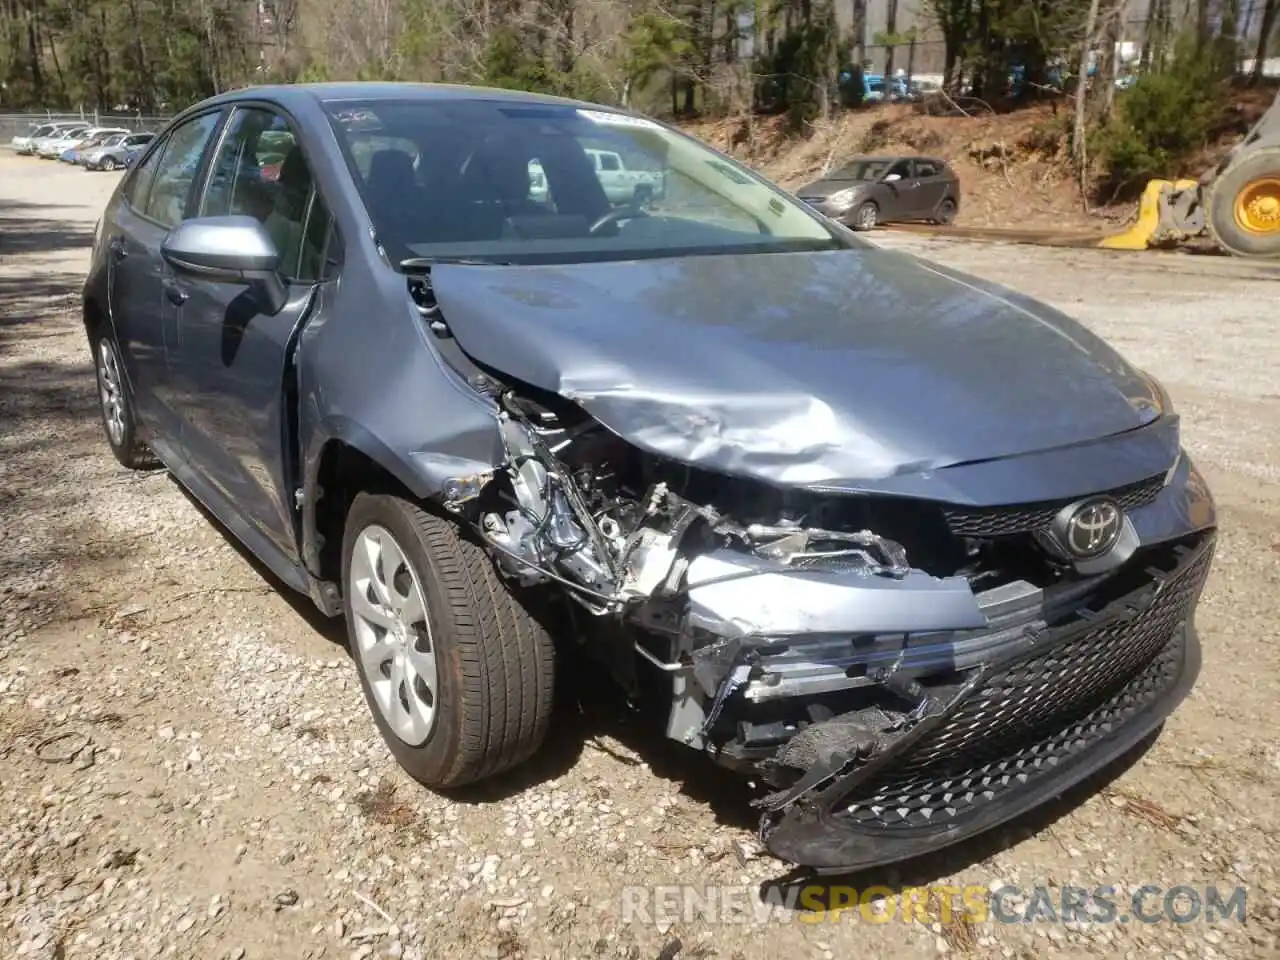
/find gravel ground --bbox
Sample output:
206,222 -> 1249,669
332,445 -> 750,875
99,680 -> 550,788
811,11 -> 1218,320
1,155 -> 1278,960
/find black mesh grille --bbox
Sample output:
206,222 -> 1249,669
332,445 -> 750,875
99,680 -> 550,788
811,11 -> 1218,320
942,473 -> 1167,538
841,538 -> 1212,830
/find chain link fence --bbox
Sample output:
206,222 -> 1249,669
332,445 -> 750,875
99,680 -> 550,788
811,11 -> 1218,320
1,111 -> 172,150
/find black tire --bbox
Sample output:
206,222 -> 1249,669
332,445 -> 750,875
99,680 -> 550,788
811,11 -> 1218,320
851,201 -> 879,231
933,197 -> 958,225
342,493 -> 555,789
1206,147 -> 1280,259
633,184 -> 653,206
101,156 -> 118,172
93,330 -> 156,469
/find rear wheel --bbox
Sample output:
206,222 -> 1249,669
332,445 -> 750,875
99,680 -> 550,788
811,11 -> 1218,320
94,332 -> 156,469
342,493 -> 556,789
852,201 -> 879,231
933,197 -> 958,225
1206,147 -> 1280,259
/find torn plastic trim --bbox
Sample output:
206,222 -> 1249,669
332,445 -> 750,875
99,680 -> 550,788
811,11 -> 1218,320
763,623 -> 1201,873
753,533 -> 1213,855
681,550 -> 985,644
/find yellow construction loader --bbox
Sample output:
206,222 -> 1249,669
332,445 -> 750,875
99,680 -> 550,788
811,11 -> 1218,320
1101,87 -> 1280,258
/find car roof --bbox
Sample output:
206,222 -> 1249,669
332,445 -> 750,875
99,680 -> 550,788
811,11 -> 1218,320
837,155 -> 950,166
200,81 -> 614,114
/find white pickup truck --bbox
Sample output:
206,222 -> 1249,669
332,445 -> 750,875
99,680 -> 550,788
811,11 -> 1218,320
528,149 -> 665,206
585,148 -> 665,205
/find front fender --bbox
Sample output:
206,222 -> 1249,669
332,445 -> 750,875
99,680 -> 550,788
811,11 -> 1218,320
299,416 -> 505,577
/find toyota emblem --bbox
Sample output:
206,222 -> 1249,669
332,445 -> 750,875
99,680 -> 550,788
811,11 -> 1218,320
1063,499 -> 1123,558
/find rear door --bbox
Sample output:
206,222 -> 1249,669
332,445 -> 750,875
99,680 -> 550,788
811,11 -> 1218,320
912,159 -> 951,215
164,104 -> 339,564
105,110 -> 224,454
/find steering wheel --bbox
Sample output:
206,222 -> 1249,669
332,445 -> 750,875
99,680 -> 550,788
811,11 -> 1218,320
588,203 -> 649,235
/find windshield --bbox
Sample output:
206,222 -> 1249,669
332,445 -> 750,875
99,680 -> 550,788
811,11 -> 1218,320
323,98 -> 844,265
832,160 -> 889,181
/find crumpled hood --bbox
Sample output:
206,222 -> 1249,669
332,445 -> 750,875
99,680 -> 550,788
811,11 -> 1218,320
430,247 -> 1161,487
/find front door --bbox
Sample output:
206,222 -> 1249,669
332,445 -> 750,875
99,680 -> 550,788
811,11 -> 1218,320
106,111 -> 223,451
164,105 -> 338,564
880,158 -> 924,220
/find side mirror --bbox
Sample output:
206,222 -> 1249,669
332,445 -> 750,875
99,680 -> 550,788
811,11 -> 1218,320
884,173 -> 902,183
161,215 -> 288,315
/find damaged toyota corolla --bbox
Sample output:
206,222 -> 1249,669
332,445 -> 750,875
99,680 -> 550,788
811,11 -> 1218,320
85,83 -> 1216,872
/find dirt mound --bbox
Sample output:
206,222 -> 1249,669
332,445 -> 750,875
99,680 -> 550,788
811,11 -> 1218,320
680,89 -> 1276,234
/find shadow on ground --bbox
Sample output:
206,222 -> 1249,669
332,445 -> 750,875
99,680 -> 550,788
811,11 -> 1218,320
0,198 -> 95,258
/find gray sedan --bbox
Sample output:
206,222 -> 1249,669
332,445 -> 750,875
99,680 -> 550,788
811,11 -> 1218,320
82,132 -> 156,171
797,154 -> 961,229
84,83 -> 1214,872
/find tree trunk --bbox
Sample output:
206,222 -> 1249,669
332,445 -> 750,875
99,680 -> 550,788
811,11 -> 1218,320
884,0 -> 898,76
1099,1 -> 1126,122
851,0 -> 866,67
1074,0 -> 1102,171
1254,0 -> 1280,83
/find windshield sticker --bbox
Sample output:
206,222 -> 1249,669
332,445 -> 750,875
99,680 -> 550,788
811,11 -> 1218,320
577,109 -> 661,129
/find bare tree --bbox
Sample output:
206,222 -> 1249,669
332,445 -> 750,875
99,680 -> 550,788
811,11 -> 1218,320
1254,0 -> 1280,83
1074,0 -> 1102,174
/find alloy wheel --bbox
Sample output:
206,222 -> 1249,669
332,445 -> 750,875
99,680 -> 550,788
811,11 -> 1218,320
96,340 -> 126,448
858,203 -> 878,230
348,524 -> 438,745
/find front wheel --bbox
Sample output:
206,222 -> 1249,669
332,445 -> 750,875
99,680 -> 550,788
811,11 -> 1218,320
342,494 -> 556,789
852,201 -> 879,231
1207,147 -> 1280,259
100,156 -> 118,172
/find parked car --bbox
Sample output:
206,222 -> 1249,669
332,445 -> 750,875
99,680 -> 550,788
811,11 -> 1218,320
45,126 -> 129,161
85,83 -> 1215,873
30,125 -> 90,158
83,132 -> 155,171
796,154 -> 961,229
12,120 -> 83,154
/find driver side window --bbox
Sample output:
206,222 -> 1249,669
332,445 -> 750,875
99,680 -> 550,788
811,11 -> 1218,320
885,159 -> 912,180
200,106 -> 335,282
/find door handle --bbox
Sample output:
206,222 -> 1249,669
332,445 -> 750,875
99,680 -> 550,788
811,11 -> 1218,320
162,278 -> 189,306
108,236 -> 128,260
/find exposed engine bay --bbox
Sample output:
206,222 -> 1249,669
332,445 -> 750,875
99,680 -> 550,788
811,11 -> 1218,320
437,375 -> 1110,774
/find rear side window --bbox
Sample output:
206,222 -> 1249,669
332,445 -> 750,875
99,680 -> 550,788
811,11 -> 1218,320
597,152 -> 620,172
915,160 -> 943,178
142,112 -> 222,228
125,143 -> 166,211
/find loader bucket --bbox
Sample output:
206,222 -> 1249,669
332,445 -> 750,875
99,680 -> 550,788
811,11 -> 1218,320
1099,178 -> 1203,250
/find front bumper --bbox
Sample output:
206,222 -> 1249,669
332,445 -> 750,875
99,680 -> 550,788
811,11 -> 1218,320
758,531 -> 1213,872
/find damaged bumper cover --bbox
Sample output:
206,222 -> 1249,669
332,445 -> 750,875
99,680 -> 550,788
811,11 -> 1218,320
755,531 -> 1213,873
